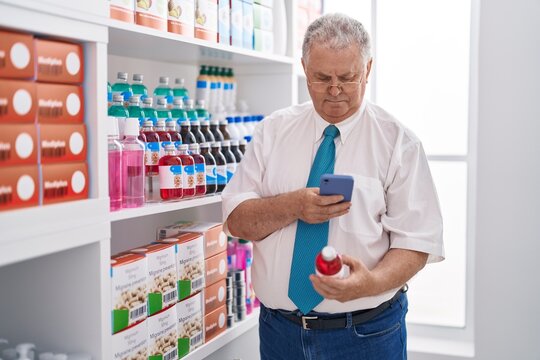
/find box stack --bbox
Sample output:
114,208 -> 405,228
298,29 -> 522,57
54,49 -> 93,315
253,0 -> 273,53
194,0 -> 219,42
0,29 -> 88,212
241,0 -> 254,49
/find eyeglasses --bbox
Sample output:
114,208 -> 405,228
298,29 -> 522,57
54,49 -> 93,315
306,78 -> 362,93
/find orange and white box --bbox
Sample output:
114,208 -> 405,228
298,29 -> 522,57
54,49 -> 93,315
168,0 -> 195,37
204,305 -> 227,343
205,251 -> 227,287
204,278 -> 226,315
0,79 -> 36,123
136,0 -> 168,32
0,165 -> 39,211
0,30 -> 35,79
194,0 -> 218,42
0,124 -> 38,167
38,124 -> 87,164
35,39 -> 84,84
40,161 -> 89,205
110,0 -> 135,23
36,83 -> 84,124
157,221 -> 227,259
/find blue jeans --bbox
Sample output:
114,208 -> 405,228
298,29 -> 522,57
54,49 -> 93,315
259,293 -> 408,360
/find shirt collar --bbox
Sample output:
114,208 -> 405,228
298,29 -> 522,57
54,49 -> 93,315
312,99 -> 367,145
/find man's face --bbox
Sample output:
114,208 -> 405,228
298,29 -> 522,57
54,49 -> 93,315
302,44 -> 372,124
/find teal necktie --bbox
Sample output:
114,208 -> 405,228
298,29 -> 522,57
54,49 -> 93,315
288,124 -> 340,314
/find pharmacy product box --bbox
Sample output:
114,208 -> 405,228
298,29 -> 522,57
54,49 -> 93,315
136,0 -> 168,31
0,30 -> 35,79
242,1 -> 254,49
148,306 -> 179,360
254,28 -> 274,53
111,319 -> 148,360
156,232 -> 206,301
217,0 -> 230,45
204,278 -> 226,315
131,243 -> 178,316
177,292 -> 204,358
36,83 -> 84,124
204,305 -> 227,343
40,161 -> 89,205
35,39 -> 84,84
230,0 -> 243,47
168,0 -> 195,37
195,0 -> 218,42
0,165 -> 39,212
157,221 -> 227,259
0,124 -> 37,167
205,251 -> 227,286
111,252 -> 148,334
253,3 -> 272,31
110,0 -> 135,23
0,79 -> 36,123
254,0 -> 272,7
38,124 -> 87,164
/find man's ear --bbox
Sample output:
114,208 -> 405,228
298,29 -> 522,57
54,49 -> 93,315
365,58 -> 373,81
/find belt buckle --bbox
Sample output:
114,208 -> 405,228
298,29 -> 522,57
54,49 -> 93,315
301,316 -> 317,330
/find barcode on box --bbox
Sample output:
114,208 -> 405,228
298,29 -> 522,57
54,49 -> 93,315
164,348 -> 177,360
164,289 -> 177,304
190,332 -> 203,347
192,277 -> 204,291
39,107 -> 63,118
44,187 -> 68,199
38,64 -> 62,76
130,304 -> 147,321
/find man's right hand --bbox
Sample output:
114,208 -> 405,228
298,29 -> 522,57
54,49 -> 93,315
294,188 -> 351,224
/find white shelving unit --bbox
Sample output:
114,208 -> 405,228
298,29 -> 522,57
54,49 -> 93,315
0,0 -> 302,358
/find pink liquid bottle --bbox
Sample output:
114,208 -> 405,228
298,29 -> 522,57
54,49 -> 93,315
108,117 -> 123,211
177,144 -> 195,198
236,239 -> 254,314
120,118 -> 145,208
188,143 -> 207,196
315,246 -> 345,278
159,144 -> 183,201
140,120 -> 160,202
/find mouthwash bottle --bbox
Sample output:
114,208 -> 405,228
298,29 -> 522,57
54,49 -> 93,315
108,118 -> 123,211
107,81 -> 112,106
173,78 -> 189,101
171,98 -> 188,125
120,118 -> 145,208
108,94 -> 128,138
185,99 -> 199,122
153,76 -> 174,107
196,65 -> 210,108
127,96 -> 144,128
158,144 -> 183,201
200,142 -> 217,194
131,73 -> 148,101
188,143 -> 207,196
141,97 -> 158,126
211,142 -> 227,192
112,72 -> 133,105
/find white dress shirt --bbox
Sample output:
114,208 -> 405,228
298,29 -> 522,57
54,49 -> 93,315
222,100 -> 444,313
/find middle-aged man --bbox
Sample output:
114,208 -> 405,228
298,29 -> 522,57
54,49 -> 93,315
222,13 -> 444,360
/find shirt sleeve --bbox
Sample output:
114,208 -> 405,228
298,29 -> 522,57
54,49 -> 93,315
381,139 -> 445,263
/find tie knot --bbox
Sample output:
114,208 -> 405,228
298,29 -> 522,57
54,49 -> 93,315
324,125 -> 340,139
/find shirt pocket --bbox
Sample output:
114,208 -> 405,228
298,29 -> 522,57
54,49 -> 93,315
338,174 -> 386,237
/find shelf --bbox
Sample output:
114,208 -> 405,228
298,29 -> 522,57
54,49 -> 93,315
107,19 -> 295,66
110,195 -> 222,222
185,308 -> 259,360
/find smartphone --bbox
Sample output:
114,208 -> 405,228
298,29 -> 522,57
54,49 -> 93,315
319,174 -> 354,202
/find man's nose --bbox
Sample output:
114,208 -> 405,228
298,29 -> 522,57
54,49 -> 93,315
328,84 -> 342,97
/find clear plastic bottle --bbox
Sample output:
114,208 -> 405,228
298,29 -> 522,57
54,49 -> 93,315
188,143 -> 207,196
196,65 -> 210,107
173,78 -> 189,101
210,120 -> 225,142
177,144 -> 195,198
108,94 -> 129,138
159,144 -> 183,200
200,120 -> 215,143
127,95 -> 144,128
211,142 -> 228,192
315,246 -> 345,279
230,139 -> 243,163
153,76 -> 173,107
200,142 -> 217,194
221,140 -> 237,183
141,97 -> 158,126
112,72 -> 133,105
140,120 -> 161,203
108,117 -> 123,211
120,118 -> 145,208
131,73 -> 148,101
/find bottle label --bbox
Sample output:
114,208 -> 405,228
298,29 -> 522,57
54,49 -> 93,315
183,164 -> 195,189
195,163 -> 206,186
173,140 -> 182,149
210,82 -> 218,89
145,142 -> 160,165
216,165 -> 227,185
206,164 -> 217,185
160,141 -> 172,156
226,162 -> 237,183
159,165 -> 183,189
196,80 -> 208,89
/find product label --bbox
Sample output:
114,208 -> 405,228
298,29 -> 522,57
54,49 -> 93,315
176,237 -> 205,299
147,306 -> 178,360
177,293 -> 204,358
196,80 -> 208,89
195,162 -> 206,186
112,320 -> 148,360
205,164 -> 217,185
226,162 -> 237,183
161,140 -> 172,155
159,165 -> 183,190
216,165 -> 227,185
183,164 -> 195,190
145,142 -> 160,165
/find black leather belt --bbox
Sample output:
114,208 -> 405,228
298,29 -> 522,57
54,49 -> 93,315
278,285 -> 407,330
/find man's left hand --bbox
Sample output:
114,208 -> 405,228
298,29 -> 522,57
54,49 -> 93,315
309,255 -> 377,302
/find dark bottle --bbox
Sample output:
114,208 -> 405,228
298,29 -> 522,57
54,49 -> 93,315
211,142 -> 228,192
219,120 -> 231,140
230,139 -> 244,163
200,142 -> 217,194
221,140 -> 237,184
190,119 -> 206,144
200,120 -> 215,143
239,139 -> 247,155
188,143 -> 207,196
210,120 -> 224,142
179,119 -> 197,145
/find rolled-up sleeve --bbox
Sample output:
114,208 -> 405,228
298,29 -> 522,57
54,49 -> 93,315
381,140 -> 445,263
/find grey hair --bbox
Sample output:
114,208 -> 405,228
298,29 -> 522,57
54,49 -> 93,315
302,13 -> 371,65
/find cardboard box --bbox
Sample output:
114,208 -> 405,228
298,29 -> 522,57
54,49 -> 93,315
136,0 -> 168,31
111,252 -> 148,334
0,79 -> 36,123
131,243 -> 178,316
36,83 -> 84,124
40,161 -> 89,205
253,3 -> 272,31
205,251 -> 227,286
0,30 -> 35,79
177,293 -> 204,358
230,0 -> 243,47
0,165 -> 39,212
110,0 -> 135,23
254,28 -> 274,53
157,221 -> 227,259
111,319 -> 148,360
204,305 -> 227,343
0,124 -> 37,167
38,124 -> 87,164
168,0 -> 195,37
156,233 -> 206,301
147,306 -> 179,360
194,0 -> 218,42
35,39 -> 84,84
242,1 -> 254,49
217,0 -> 230,45
204,278 -> 226,315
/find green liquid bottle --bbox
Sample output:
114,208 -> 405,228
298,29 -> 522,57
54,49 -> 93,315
131,73 -> 148,101
141,97 -> 158,126
112,72 -> 133,105
107,81 -> 112,105
153,76 -> 173,107
173,78 -> 189,101
127,96 -> 144,128
184,99 -> 199,121
108,94 -> 129,137
156,98 -> 172,122
171,98 -> 188,125
195,99 -> 210,121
